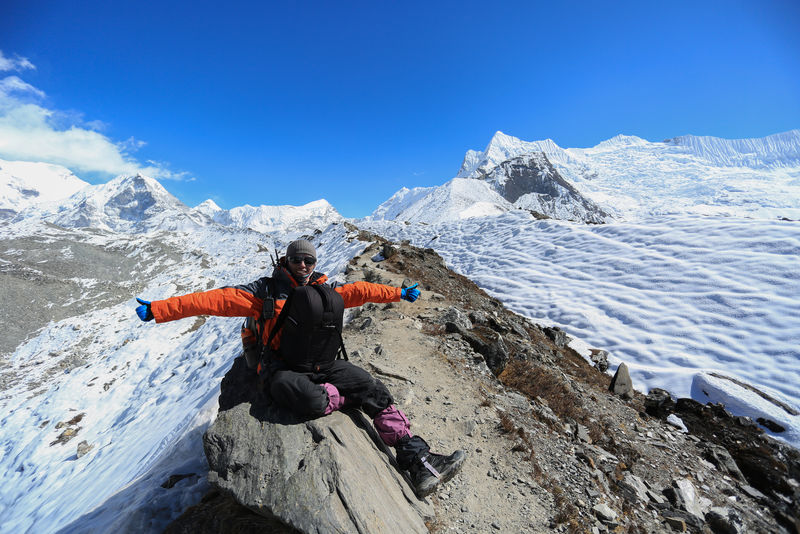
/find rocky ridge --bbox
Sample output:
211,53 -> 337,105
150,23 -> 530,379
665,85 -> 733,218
167,233 -> 800,533
476,153 -> 609,223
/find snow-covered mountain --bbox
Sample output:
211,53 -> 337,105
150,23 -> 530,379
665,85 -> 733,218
480,153 -> 608,223
7,170 -> 344,236
368,171 -> 607,224
380,129 -> 800,223
0,158 -> 88,218
192,198 -> 343,235
457,131 -> 578,177
369,179 -> 509,224
12,173 -> 208,233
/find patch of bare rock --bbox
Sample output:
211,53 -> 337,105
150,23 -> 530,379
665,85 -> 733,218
166,236 -> 800,534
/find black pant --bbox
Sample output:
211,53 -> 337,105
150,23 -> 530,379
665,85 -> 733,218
269,360 -> 393,418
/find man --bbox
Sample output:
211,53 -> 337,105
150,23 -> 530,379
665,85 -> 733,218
135,239 -> 464,497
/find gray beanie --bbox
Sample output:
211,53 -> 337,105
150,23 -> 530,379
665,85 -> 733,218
286,239 -> 316,259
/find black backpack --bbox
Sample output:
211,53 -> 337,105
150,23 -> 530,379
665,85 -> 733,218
242,283 -> 348,372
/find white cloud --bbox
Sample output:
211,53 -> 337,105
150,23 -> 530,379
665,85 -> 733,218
0,75 -> 46,100
120,136 -> 147,152
0,50 -> 192,181
0,51 -> 36,72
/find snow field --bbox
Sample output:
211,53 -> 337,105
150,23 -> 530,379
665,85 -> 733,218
362,211 -> 800,445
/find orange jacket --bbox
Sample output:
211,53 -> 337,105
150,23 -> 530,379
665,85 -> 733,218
150,264 -> 401,350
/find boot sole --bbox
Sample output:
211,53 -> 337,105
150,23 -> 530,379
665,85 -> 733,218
414,450 -> 467,498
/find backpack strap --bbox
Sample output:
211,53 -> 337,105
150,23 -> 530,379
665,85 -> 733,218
261,277 -> 277,320
252,277 -> 277,342
263,287 -> 295,357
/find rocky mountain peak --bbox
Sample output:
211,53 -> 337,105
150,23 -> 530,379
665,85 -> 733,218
457,131 -> 569,179
10,171 -> 206,232
478,152 -> 610,223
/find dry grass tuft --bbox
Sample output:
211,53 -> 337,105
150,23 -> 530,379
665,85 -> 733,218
420,323 -> 446,336
550,485 -> 582,531
499,358 -> 646,469
499,359 -> 602,436
498,411 -> 516,434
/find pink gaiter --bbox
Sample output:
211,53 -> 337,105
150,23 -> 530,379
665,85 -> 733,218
373,405 -> 412,446
322,383 -> 346,415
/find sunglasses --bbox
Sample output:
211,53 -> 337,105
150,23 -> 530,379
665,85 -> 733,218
288,256 -> 317,265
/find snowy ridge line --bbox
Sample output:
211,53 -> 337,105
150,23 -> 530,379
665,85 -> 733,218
192,198 -> 344,235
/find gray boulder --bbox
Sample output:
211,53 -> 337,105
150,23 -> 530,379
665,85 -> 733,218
543,326 -> 568,348
609,362 -> 633,399
663,478 -> 705,524
440,306 -> 473,334
703,444 -> 745,481
645,388 -> 675,417
705,507 -> 744,534
617,473 -> 649,504
203,357 -> 432,534
589,350 -> 609,373
461,330 -> 510,375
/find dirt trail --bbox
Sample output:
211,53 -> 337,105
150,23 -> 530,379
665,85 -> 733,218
342,244 -> 554,532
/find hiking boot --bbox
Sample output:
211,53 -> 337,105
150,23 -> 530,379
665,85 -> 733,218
407,450 -> 466,497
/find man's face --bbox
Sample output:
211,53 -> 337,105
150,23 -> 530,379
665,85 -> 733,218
286,254 -> 316,283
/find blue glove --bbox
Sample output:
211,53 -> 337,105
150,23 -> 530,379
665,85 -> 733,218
136,298 -> 154,321
401,283 -> 420,302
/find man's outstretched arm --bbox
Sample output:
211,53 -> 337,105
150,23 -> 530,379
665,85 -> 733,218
135,287 -> 263,323
335,281 -> 420,308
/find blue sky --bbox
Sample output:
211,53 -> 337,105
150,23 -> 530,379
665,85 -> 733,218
1,1 -> 799,217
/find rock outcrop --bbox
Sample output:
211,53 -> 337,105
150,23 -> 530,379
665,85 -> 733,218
476,153 -> 610,223
196,357 -> 432,534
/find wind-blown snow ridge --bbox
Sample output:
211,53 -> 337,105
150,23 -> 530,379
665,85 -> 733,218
665,129 -> 800,168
